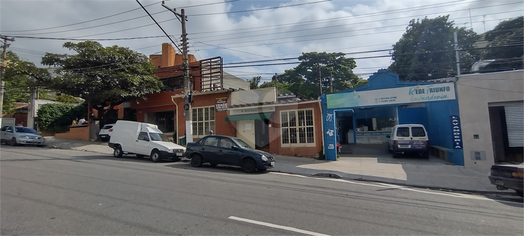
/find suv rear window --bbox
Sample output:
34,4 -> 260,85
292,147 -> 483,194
411,127 -> 426,137
396,127 -> 410,137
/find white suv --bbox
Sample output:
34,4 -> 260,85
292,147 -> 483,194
98,124 -> 115,142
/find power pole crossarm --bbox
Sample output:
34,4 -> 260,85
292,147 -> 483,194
161,2 -> 193,143
0,35 -> 15,118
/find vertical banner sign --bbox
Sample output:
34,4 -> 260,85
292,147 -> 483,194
215,97 -> 227,112
451,115 -> 462,149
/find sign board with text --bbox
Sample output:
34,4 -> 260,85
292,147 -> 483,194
327,83 -> 456,109
229,106 -> 275,115
215,97 -> 228,112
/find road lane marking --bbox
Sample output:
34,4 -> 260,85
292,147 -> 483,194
269,172 -> 524,205
228,216 -> 330,236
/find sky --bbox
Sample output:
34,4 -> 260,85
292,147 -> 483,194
0,0 -> 522,83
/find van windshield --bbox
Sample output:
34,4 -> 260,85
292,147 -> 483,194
411,127 -> 426,137
149,133 -> 169,142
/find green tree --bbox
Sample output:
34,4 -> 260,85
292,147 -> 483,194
276,52 -> 359,98
248,76 -> 261,89
479,16 -> 523,72
388,15 -> 480,80
2,51 -> 50,114
41,41 -> 163,128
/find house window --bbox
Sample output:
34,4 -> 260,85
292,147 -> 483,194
280,109 -> 315,146
192,106 -> 215,137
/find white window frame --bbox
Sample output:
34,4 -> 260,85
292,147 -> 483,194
191,106 -> 215,138
280,109 -> 315,147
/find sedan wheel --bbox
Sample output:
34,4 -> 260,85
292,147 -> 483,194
241,158 -> 257,173
151,150 -> 160,162
190,154 -> 203,167
10,138 -> 17,146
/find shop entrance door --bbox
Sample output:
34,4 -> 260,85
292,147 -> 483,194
236,119 -> 255,149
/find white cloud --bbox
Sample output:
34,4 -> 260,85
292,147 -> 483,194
1,0 -> 521,81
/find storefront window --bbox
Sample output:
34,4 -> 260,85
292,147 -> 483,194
191,106 -> 215,137
280,109 -> 314,145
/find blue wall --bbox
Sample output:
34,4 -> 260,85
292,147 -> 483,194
321,70 -> 464,165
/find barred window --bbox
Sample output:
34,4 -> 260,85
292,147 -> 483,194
191,106 -> 215,137
280,109 -> 314,145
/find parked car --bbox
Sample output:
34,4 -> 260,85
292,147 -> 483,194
386,124 -> 429,158
489,163 -> 523,197
98,123 -> 115,142
0,126 -> 45,146
108,120 -> 185,162
185,135 -> 276,173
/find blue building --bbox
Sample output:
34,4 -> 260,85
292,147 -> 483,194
321,70 -> 464,165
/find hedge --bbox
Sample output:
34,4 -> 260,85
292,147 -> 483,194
37,102 -> 87,133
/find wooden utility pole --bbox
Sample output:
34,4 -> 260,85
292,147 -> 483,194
162,2 -> 193,143
0,35 -> 14,118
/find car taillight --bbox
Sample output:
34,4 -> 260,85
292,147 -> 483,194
425,141 -> 429,146
512,169 -> 523,179
109,129 -> 113,132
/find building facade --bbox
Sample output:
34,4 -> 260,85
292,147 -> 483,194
321,70 -> 463,163
456,70 -> 523,173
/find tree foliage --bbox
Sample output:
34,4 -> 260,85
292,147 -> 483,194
388,15 -> 480,80
248,76 -> 261,89
2,51 -> 50,114
41,41 -> 163,127
278,52 -> 359,98
479,16 -> 523,72
37,102 -> 87,133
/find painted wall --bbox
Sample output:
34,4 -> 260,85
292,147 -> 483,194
457,70 -> 524,173
322,70 -> 462,162
268,102 -> 323,157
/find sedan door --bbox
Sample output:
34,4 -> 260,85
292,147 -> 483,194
200,136 -> 221,163
217,138 -> 242,166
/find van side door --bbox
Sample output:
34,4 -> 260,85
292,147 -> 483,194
134,131 -> 151,156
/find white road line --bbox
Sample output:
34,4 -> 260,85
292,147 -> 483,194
269,172 -> 524,205
229,216 -> 330,236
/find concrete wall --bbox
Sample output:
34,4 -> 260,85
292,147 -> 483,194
457,70 -> 524,173
223,71 -> 250,91
55,126 -> 89,141
230,87 -> 276,105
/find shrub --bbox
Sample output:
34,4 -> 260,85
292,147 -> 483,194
37,102 -> 87,133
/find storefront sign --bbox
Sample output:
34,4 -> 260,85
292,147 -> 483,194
327,83 -> 456,109
215,97 -> 227,112
229,106 -> 275,115
451,115 -> 463,149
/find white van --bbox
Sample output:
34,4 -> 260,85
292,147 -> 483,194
109,120 -> 185,162
386,124 -> 429,158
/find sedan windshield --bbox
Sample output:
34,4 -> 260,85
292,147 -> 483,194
15,127 -> 37,134
149,133 -> 169,142
233,138 -> 252,149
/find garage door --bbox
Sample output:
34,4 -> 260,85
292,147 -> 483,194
505,101 -> 524,147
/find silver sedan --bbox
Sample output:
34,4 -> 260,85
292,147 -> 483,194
0,126 -> 45,146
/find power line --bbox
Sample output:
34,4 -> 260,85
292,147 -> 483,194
136,0 -> 182,53
6,35 -> 169,41
188,0 -> 332,16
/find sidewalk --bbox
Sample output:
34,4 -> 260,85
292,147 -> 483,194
43,136 -> 503,193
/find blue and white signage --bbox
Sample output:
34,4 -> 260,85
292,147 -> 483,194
327,83 -> 456,109
450,115 -> 463,149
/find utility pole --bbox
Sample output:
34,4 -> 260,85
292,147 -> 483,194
317,64 -> 322,98
329,72 -> 333,93
162,2 -> 193,143
454,31 -> 461,76
0,35 -> 14,118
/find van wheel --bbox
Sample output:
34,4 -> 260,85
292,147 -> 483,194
150,150 -> 161,162
422,151 -> 430,159
516,190 -> 523,198
113,145 -> 123,158
387,144 -> 392,153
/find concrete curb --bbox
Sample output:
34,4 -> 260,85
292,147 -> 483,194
269,170 -> 508,195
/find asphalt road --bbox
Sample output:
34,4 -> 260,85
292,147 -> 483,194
1,145 -> 523,235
